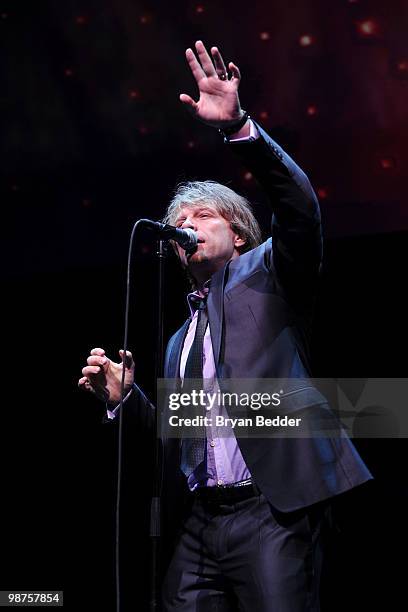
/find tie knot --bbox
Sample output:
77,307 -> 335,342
191,295 -> 207,313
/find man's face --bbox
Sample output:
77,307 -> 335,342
174,204 -> 245,282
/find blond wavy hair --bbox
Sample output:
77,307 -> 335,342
163,180 -> 262,255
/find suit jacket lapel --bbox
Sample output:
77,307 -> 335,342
162,318 -> 190,453
165,318 -> 191,382
207,260 -> 230,372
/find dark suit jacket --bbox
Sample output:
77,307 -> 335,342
125,120 -> 372,540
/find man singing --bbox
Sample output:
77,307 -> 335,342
79,41 -> 372,611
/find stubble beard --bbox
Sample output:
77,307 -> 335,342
187,250 -> 208,265
185,249 -> 216,282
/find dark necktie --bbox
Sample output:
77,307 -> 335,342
180,300 -> 208,477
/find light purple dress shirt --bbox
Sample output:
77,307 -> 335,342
182,291 -> 252,490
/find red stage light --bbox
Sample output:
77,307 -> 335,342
317,187 -> 329,200
397,60 -> 408,72
196,5 -> 205,13
380,157 -> 396,170
259,111 -> 269,120
243,172 -> 253,181
140,14 -> 152,24
260,32 -> 270,41
129,90 -> 140,99
306,105 -> 318,117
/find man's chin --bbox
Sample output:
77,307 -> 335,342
186,251 -> 208,265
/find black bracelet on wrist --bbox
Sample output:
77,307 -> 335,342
218,110 -> 250,137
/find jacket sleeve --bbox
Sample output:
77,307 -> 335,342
226,119 -> 323,305
102,382 -> 156,431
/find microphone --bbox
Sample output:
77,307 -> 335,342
140,219 -> 198,251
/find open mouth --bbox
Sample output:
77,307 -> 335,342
185,237 -> 205,259
186,241 -> 204,258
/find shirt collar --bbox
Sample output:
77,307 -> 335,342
186,279 -> 211,317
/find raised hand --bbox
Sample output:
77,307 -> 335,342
180,40 -> 244,128
78,347 -> 135,405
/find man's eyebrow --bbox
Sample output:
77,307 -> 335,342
174,206 -> 214,223
197,206 -> 214,212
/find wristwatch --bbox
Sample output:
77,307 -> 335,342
218,110 -> 250,138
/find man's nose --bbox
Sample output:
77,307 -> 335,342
181,217 -> 196,230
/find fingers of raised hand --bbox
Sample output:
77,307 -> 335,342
185,42 -> 240,87
210,47 -> 228,80
179,93 -> 198,113
228,61 -> 241,82
194,40 -> 217,77
185,47 -> 206,83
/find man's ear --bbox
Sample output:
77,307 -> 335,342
234,236 -> 246,250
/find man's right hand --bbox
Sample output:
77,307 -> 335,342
78,347 -> 135,405
180,40 -> 244,129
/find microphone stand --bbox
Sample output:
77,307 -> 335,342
150,238 -> 166,612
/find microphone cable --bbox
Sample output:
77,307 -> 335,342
114,219 -> 142,612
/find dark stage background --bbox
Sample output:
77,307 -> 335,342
1,1 -> 407,610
